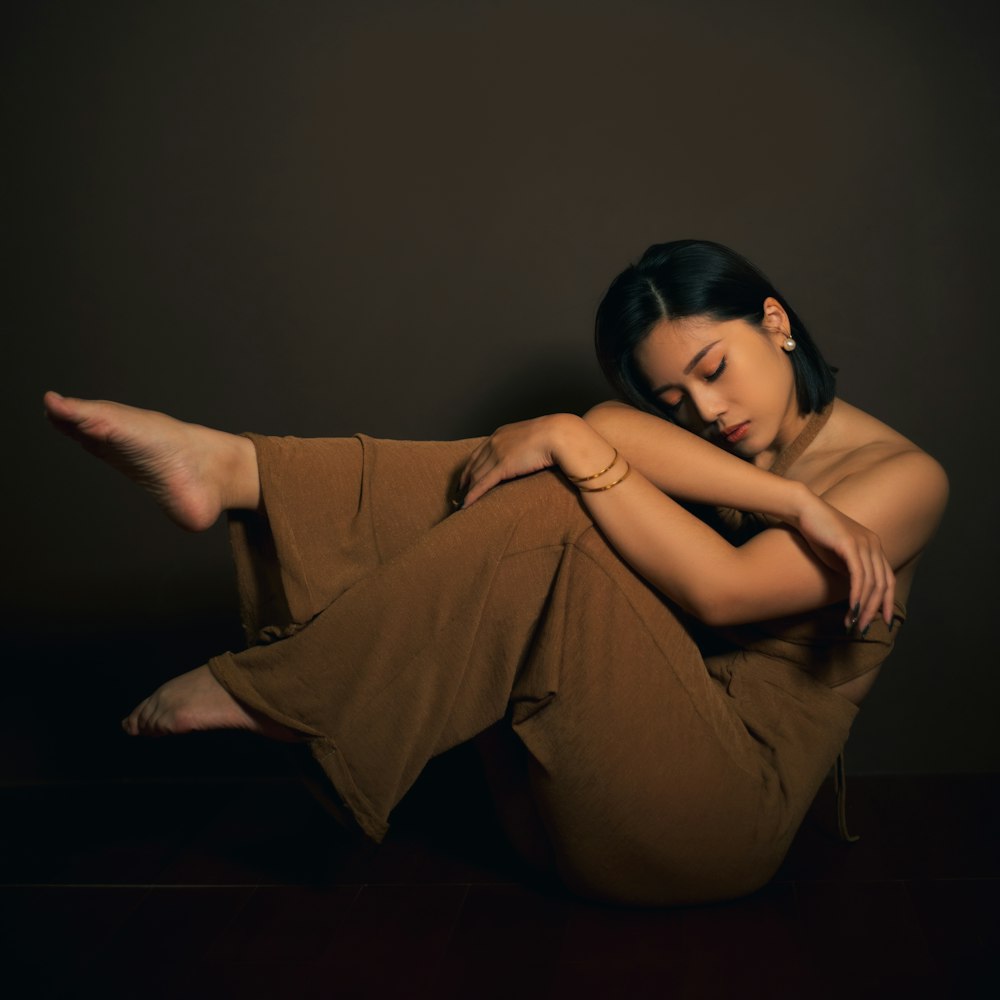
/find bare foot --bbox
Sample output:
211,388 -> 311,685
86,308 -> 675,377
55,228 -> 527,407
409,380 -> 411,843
43,391 -> 258,530
121,665 -> 305,742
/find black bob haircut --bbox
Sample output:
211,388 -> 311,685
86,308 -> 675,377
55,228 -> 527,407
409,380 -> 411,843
594,240 -> 836,419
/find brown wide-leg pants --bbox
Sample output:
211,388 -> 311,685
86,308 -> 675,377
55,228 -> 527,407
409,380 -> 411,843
207,433 -> 858,906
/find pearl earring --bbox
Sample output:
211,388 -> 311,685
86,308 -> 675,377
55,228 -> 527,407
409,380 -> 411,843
782,336 -> 797,352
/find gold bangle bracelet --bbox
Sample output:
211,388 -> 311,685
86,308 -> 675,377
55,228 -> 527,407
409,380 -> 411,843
565,448 -> 618,483
575,462 -> 632,492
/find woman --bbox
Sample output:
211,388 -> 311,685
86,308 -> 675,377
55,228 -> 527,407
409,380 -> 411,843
44,240 -> 947,906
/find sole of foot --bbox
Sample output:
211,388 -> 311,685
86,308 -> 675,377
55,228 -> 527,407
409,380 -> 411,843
42,390 -> 246,531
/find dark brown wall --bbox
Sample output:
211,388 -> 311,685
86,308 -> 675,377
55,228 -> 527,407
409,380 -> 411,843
6,0 -> 999,773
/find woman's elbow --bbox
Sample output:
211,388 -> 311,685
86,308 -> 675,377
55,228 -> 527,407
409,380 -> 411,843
685,597 -> 732,629
676,582 -> 746,628
582,400 -> 632,434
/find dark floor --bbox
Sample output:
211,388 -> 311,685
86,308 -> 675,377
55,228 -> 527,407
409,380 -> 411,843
3,745 -> 997,1000
3,633 -> 997,998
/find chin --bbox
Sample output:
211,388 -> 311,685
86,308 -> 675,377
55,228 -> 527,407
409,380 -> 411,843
730,435 -> 765,460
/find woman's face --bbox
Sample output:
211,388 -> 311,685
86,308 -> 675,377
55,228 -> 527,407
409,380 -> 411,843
632,300 -> 805,465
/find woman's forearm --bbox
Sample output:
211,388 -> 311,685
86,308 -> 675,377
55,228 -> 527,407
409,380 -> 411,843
577,404 -> 814,526
551,414 -> 873,625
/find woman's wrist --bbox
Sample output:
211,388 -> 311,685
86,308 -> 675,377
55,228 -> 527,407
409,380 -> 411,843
551,415 -> 624,484
781,479 -> 820,527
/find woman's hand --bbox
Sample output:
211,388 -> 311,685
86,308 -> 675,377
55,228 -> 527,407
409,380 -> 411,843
791,491 -> 896,631
459,414 -> 573,508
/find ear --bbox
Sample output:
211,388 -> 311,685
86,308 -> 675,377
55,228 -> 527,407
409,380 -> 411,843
760,296 -> 790,348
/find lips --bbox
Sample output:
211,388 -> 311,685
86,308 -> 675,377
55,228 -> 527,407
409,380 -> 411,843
721,421 -> 750,444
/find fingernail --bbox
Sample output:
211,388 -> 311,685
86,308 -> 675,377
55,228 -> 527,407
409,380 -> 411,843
861,624 -> 870,638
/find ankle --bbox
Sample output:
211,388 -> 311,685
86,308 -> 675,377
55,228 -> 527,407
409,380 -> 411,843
220,433 -> 261,511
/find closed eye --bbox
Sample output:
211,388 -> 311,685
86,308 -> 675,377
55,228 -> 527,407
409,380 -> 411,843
705,356 -> 727,382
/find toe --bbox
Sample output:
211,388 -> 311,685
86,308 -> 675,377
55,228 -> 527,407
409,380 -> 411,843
43,390 -> 81,423
129,696 -> 157,736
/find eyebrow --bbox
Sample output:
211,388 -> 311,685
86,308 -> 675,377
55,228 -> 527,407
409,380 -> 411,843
650,339 -> 722,396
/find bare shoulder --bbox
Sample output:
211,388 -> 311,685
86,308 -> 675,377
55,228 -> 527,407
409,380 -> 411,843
806,399 -> 949,563
800,400 -> 946,490
834,446 -> 949,521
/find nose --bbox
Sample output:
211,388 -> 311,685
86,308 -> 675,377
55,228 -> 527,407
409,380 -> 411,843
688,387 -> 726,426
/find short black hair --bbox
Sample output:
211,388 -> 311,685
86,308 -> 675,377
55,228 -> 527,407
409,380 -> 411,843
594,239 -> 836,418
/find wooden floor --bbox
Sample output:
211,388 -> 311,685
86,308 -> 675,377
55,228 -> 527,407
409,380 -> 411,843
3,746 -> 997,1000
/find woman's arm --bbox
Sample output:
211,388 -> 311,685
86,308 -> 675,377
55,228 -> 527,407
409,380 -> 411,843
462,402 -> 812,520
459,412 -> 947,631
582,400 -> 809,515
569,431 -> 945,628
